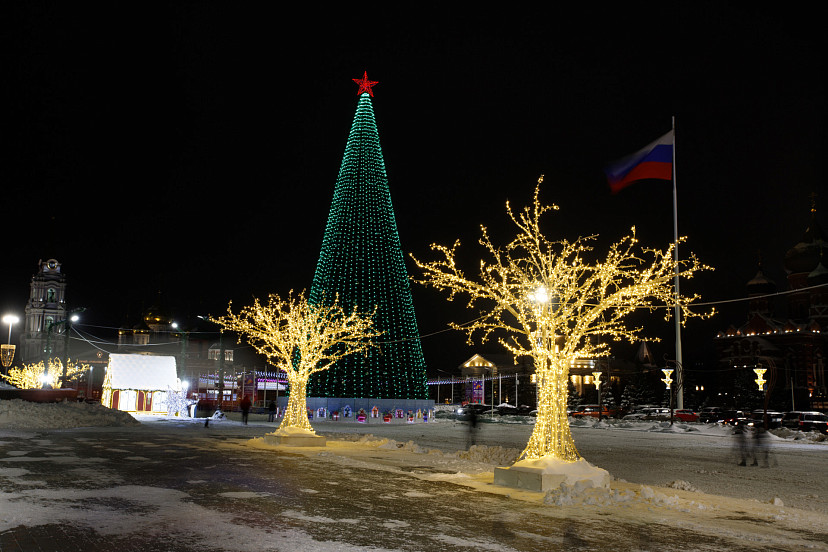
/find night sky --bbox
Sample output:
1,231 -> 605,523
2,4 -> 825,374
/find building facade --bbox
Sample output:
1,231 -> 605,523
20,259 -> 69,366
715,203 -> 827,410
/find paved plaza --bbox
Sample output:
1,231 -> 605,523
1,417 -> 826,551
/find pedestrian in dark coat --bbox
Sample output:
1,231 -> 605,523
240,395 -> 252,425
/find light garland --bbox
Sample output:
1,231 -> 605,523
753,368 -> 767,391
308,84 -> 428,400
0,358 -> 89,389
212,291 -> 381,433
661,368 -> 674,389
412,176 -> 711,461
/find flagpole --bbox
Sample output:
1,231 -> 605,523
671,116 -> 683,410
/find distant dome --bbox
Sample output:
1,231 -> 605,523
746,265 -> 776,296
784,212 -> 826,274
808,262 -> 828,286
143,307 -> 172,326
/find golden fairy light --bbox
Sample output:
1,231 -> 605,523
212,291 -> 381,433
412,176 -> 711,461
0,358 -> 89,389
753,368 -> 767,391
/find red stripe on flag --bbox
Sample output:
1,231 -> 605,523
609,161 -> 672,194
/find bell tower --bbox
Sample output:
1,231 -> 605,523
20,259 -> 68,365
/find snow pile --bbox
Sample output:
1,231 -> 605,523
545,482 -> 694,509
770,427 -> 827,442
456,444 -> 520,465
513,456 -> 610,489
666,479 -> 698,492
271,426 -> 318,437
378,439 -> 432,454
0,399 -> 140,429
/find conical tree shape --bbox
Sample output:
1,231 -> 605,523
308,92 -> 427,399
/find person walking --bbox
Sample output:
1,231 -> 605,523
240,395 -> 252,425
466,407 -> 479,450
267,399 -> 277,422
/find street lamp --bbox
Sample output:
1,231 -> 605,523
480,365 -> 495,418
436,369 -> 455,404
1,314 -> 19,368
198,315 -> 226,411
44,308 -> 84,388
592,371 -> 603,421
661,368 -> 674,425
753,368 -> 767,391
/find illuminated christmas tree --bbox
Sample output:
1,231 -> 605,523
413,177 -> 711,461
213,291 -> 381,431
308,73 -> 428,400
1,358 -> 88,389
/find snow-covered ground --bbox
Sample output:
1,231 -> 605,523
2,399 -> 827,551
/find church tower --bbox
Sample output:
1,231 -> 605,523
20,259 -> 68,365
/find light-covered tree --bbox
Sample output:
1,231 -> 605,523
1,358 -> 88,389
412,177 -> 711,461
212,291 -> 381,433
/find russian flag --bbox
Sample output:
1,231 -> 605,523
605,130 -> 673,193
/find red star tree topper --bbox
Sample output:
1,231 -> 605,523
353,71 -> 378,96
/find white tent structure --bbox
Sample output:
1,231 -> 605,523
102,354 -> 179,414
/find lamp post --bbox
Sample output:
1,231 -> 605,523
661,368 -> 674,425
198,316 -> 225,411
480,366 -> 495,418
172,322 -> 189,389
592,371 -> 603,421
1,314 -> 19,369
436,369 -> 454,405
754,366 -> 768,429
44,308 -> 84,388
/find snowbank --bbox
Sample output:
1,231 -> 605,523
0,399 -> 140,429
512,456 -> 610,489
271,425 -> 317,437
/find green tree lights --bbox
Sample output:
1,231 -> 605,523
307,79 -> 427,400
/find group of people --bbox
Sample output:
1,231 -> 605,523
237,396 -> 279,425
733,425 -> 774,467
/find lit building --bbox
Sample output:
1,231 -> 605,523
450,351 -> 633,407
20,259 -> 69,366
116,298 -> 239,406
715,200 -> 827,410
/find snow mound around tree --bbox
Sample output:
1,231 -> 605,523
545,481 -> 704,509
0,399 -> 141,429
512,456 -> 610,488
271,425 -> 317,437
456,444 -> 521,465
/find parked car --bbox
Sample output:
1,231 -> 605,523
780,411 -> 828,433
644,407 -> 672,420
570,404 -> 614,418
698,407 -> 723,423
622,407 -> 670,421
674,409 -> 699,422
748,410 -> 784,429
622,406 -> 664,421
719,410 -> 750,426
455,404 -> 490,419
